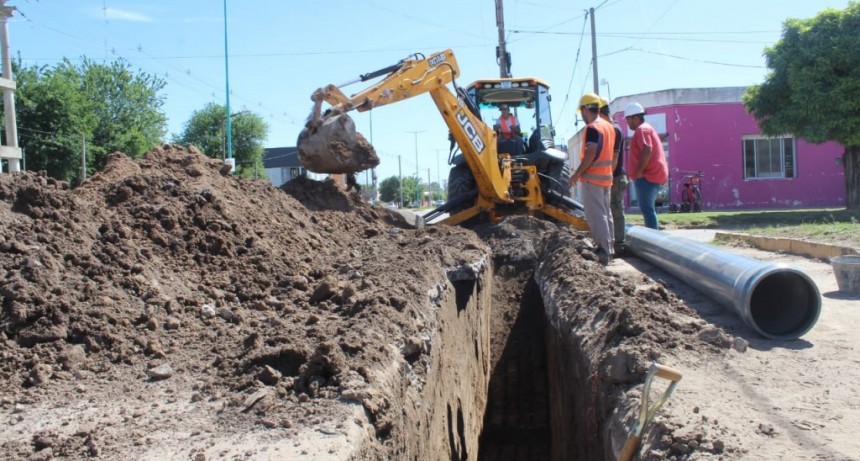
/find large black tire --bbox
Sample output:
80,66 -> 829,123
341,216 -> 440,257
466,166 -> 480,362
544,161 -> 572,199
446,164 -> 476,212
446,165 -> 487,226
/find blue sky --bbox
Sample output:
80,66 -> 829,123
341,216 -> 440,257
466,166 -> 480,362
8,0 -> 851,183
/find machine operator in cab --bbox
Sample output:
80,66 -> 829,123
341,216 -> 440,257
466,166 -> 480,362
493,104 -> 521,140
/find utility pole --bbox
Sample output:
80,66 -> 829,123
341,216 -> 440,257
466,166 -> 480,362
495,0 -> 511,78
0,1 -> 21,173
590,7 -> 599,94
435,148 -> 445,200
370,111 -> 377,204
398,155 -> 403,208
427,168 -> 432,202
222,0 -> 234,173
406,130 -> 424,206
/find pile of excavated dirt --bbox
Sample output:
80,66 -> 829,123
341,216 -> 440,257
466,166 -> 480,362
0,145 -> 736,460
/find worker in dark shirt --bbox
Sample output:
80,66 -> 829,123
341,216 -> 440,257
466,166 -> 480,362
599,97 -> 628,254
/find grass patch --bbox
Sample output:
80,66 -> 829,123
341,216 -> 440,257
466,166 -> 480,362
625,208 -> 860,248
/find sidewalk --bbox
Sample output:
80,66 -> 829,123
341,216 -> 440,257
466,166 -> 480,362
660,228 -> 859,261
713,231 -> 859,260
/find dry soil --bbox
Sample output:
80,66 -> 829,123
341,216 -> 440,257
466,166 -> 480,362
0,145 -> 856,461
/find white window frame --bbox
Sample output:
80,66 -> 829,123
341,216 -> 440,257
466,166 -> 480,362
742,135 -> 795,179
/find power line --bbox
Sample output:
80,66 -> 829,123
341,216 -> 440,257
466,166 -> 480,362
510,30 -> 773,45
599,34 -> 773,44
628,48 -> 765,68
555,11 -> 590,131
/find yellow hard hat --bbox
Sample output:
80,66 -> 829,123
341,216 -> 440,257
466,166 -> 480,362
579,92 -> 601,108
599,96 -> 609,108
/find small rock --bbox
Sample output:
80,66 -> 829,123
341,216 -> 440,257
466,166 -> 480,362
200,304 -> 217,318
712,439 -> 725,453
218,308 -> 235,322
59,345 -> 87,371
401,336 -> 423,361
28,364 -> 53,386
732,337 -> 749,353
671,442 -> 692,454
164,316 -> 182,330
258,365 -> 282,386
33,432 -> 56,450
243,389 -> 270,411
757,423 -> 775,436
147,364 -> 174,381
698,327 -> 733,348
260,419 -> 277,428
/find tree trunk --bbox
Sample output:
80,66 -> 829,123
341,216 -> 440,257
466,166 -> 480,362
845,146 -> 860,210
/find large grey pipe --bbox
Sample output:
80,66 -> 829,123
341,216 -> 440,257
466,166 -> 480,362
626,225 -> 820,340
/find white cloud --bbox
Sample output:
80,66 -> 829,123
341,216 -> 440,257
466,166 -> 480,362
103,8 -> 152,23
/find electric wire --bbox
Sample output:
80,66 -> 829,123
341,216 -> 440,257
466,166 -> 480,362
554,11 -> 590,134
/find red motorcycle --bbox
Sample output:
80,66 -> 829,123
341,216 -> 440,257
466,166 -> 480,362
669,170 -> 703,213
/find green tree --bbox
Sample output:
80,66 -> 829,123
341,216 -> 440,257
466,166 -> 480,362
379,176 -> 400,203
12,58 -> 166,183
401,176 -> 423,207
743,2 -> 860,209
175,103 -> 269,178
78,58 -> 167,171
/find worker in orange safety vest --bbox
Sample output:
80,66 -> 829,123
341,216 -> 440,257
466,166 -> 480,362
493,103 -> 521,140
568,92 -> 616,265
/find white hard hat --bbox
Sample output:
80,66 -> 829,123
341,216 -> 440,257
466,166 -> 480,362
624,102 -> 645,117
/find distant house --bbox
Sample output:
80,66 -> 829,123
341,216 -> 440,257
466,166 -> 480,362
569,87 -> 845,210
263,147 -> 305,187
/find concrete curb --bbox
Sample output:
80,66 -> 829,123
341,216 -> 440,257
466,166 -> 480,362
714,231 -> 860,261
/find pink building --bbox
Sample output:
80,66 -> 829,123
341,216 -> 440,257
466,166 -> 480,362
587,87 -> 845,210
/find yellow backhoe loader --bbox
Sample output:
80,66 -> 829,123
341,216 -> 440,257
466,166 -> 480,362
297,49 -> 588,229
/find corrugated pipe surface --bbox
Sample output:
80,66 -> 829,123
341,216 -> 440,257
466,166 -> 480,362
626,226 -> 821,340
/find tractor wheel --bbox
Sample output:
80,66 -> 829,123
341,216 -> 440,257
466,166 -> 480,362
446,164 -> 477,213
545,161 -> 572,199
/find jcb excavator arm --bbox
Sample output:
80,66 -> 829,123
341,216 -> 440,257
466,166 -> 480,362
298,49 -> 513,206
297,49 -> 588,230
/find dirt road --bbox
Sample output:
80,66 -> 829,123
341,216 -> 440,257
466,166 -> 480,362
610,233 -> 860,460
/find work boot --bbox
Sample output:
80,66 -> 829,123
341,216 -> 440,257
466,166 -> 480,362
595,247 -> 611,266
614,242 -> 629,257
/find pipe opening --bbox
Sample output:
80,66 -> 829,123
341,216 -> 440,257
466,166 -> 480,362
749,270 -> 820,338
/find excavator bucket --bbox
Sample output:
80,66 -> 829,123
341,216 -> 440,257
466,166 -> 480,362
297,113 -> 379,174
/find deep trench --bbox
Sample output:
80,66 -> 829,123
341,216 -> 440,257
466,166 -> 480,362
475,258 -> 603,461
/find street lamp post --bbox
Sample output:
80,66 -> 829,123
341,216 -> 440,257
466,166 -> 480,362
406,130 -> 424,207
221,110 -> 249,160
223,0 -> 233,167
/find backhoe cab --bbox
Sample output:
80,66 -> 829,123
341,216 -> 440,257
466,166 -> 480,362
295,49 -> 587,230
434,77 -> 581,226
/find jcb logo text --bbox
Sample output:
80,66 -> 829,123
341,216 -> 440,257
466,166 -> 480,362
457,111 -> 484,153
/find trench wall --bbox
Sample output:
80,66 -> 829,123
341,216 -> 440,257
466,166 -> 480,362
536,254 -> 640,461
399,258 -> 493,461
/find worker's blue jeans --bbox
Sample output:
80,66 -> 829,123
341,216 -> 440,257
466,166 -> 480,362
634,178 -> 662,229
